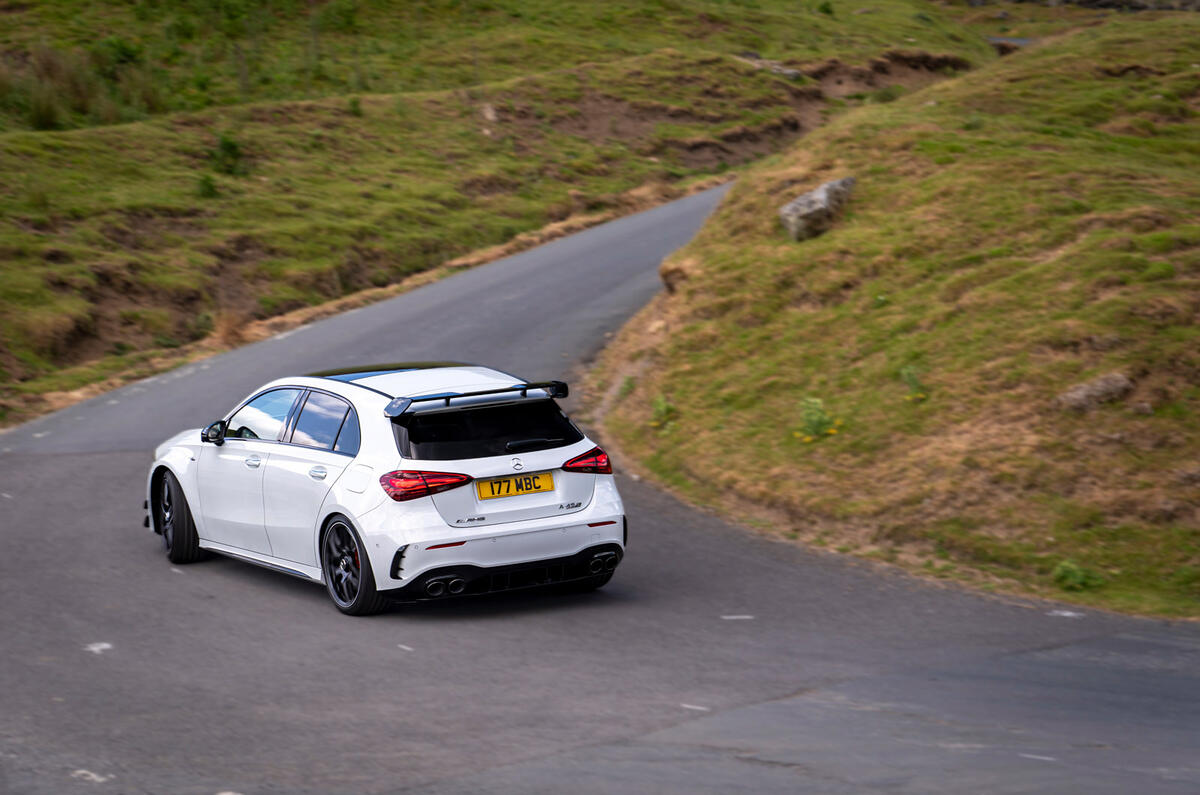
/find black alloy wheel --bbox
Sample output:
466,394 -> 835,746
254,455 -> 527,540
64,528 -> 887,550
157,470 -> 203,564
321,519 -> 385,616
159,474 -> 175,552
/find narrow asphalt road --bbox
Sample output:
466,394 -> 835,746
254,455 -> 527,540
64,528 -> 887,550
1,186 -> 1197,794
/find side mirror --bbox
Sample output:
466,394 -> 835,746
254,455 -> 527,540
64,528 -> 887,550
201,420 -> 227,446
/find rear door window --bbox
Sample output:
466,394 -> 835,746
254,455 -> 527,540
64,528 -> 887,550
227,388 -> 303,441
394,400 -> 582,460
334,408 -> 361,456
290,391 -> 351,451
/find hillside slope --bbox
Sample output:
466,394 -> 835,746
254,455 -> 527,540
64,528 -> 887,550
593,15 -> 1200,616
0,0 -> 992,131
0,0 -> 992,423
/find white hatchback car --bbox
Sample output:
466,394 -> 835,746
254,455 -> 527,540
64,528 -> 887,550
145,363 -> 626,615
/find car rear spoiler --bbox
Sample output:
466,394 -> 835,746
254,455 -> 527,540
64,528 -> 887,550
383,381 -> 569,418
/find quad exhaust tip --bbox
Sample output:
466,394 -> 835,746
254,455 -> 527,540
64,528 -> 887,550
425,577 -> 466,597
589,552 -> 619,575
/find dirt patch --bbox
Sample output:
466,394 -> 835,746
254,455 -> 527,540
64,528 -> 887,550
203,233 -> 279,344
658,115 -> 807,169
99,206 -> 206,251
690,12 -> 732,37
1099,63 -> 1166,78
507,94 -> 724,145
459,172 -> 521,197
526,51 -> 969,169
802,50 -> 971,98
1077,206 -> 1173,232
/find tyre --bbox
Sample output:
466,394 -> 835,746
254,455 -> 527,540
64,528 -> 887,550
321,517 -> 386,616
157,470 -> 203,564
559,572 -> 613,594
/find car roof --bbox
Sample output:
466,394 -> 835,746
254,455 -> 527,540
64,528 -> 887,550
306,362 -> 524,398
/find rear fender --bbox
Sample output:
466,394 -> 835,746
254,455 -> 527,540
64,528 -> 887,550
315,474 -> 389,577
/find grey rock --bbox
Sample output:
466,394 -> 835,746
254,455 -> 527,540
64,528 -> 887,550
736,52 -> 803,80
779,177 -> 856,241
1056,372 -> 1134,412
1133,401 -> 1153,415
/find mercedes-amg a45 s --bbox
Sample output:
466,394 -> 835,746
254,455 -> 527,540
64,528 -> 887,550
144,363 -> 626,615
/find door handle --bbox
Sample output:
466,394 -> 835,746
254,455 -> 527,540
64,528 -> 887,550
244,455 -> 261,469
309,466 -> 327,481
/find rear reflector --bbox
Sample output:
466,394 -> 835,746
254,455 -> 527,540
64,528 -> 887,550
563,446 -> 612,475
380,470 -> 473,502
588,521 -> 617,527
426,541 -> 467,550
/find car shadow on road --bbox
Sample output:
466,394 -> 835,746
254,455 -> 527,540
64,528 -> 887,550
202,553 -> 638,620
383,583 -> 638,621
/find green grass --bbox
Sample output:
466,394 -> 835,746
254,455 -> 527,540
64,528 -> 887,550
0,0 -> 990,421
599,15 -> 1200,616
0,0 -> 992,132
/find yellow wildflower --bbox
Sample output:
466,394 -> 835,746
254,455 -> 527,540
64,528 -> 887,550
803,436 -> 814,443
827,428 -> 838,435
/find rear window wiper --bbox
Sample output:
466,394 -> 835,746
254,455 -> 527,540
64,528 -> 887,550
505,437 -> 564,453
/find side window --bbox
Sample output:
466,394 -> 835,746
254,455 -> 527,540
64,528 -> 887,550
334,408 -> 361,456
227,389 -> 302,441
291,391 -> 350,451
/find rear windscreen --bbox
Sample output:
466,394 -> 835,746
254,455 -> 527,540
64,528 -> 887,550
393,400 -> 583,460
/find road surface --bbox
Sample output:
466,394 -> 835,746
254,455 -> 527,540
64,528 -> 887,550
1,186 -> 1197,794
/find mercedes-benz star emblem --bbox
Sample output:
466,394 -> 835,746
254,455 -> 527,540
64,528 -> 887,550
511,458 -> 524,471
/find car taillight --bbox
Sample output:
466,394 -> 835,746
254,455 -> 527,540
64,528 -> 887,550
380,470 -> 473,502
562,446 -> 611,475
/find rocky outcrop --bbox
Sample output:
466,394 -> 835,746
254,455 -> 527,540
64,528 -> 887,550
778,177 -> 856,241
1056,372 -> 1134,412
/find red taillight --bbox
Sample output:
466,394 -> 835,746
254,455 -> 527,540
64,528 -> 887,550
563,446 -> 612,475
380,470 -> 473,502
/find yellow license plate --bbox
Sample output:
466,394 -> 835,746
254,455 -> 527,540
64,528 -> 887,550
476,471 -> 555,500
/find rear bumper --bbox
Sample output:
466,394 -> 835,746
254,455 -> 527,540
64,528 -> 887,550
383,543 -> 622,602
358,475 -> 625,592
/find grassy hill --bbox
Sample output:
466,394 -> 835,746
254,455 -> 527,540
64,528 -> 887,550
0,0 -> 991,132
591,14 -> 1200,616
0,0 -> 991,423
